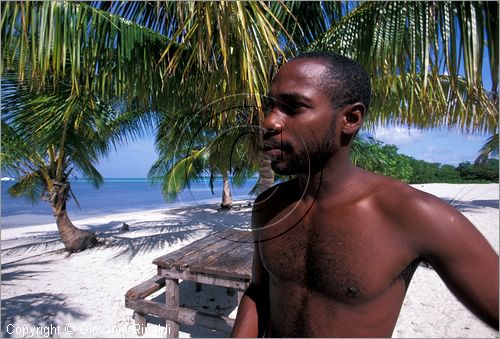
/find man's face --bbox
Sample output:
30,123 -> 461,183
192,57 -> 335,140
262,58 -> 340,175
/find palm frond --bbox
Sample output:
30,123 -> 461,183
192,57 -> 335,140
308,1 -> 498,134
155,2 -> 292,127
367,73 -> 498,134
475,133 -> 499,164
1,1 -> 176,110
150,148 -> 208,202
7,172 -> 45,204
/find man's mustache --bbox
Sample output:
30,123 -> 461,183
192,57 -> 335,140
261,140 -> 293,152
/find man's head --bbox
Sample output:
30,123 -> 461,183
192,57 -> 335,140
293,51 -> 371,111
262,51 -> 371,175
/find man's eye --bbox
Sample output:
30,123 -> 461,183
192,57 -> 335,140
285,102 -> 306,113
263,99 -> 275,114
265,98 -> 275,109
290,102 -> 304,109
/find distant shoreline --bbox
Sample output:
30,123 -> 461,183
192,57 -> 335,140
1,179 -> 257,228
1,183 -> 497,230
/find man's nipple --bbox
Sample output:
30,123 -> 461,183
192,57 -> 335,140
346,286 -> 360,298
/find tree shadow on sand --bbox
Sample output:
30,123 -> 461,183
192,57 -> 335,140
1,259 -> 56,286
445,198 -> 499,213
1,231 -> 65,256
1,293 -> 87,338
89,202 -> 253,261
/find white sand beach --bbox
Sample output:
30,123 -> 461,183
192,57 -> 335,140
1,183 -> 498,338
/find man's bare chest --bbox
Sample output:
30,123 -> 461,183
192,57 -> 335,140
257,203 -> 416,302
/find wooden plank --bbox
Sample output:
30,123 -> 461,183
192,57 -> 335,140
170,238 -> 233,270
179,230 -> 251,271
158,267 -> 250,290
189,238 -> 247,272
153,233 -> 220,268
125,275 -> 166,301
153,229 -> 246,269
176,229 -> 251,269
166,230 -> 251,271
195,240 -> 253,279
165,279 -> 179,338
125,299 -> 235,333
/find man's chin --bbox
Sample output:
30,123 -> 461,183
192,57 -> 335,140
271,160 -> 305,176
269,160 -> 287,175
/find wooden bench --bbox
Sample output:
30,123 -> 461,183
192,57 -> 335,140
125,229 -> 253,337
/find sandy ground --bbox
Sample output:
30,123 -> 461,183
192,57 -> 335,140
1,183 -> 498,338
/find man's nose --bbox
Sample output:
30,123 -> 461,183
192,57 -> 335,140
262,112 -> 282,138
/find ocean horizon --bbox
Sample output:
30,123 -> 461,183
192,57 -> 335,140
1,177 -> 257,228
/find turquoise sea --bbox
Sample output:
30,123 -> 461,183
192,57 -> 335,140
1,178 -> 257,228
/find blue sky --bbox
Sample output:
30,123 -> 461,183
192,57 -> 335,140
372,126 -> 490,165
95,127 -> 492,178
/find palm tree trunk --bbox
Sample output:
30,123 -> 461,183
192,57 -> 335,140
50,181 -> 97,252
220,172 -> 232,209
257,152 -> 275,195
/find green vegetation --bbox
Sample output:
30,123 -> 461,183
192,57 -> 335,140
353,138 -> 499,184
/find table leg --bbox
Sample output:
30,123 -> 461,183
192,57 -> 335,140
165,279 -> 179,338
195,282 -> 202,292
134,311 -> 146,336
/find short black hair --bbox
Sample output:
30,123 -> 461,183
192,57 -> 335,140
293,51 -> 371,111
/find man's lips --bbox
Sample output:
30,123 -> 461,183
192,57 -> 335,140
262,140 -> 291,160
261,141 -> 282,151
266,148 -> 283,159
262,143 -> 285,159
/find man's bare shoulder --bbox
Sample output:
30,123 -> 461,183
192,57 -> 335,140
367,175 -> 459,224
367,175 -> 482,253
370,176 -> 456,218
251,179 -> 300,227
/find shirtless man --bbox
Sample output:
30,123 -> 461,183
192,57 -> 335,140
231,51 -> 499,337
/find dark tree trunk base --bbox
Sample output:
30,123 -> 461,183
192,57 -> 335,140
50,181 -> 98,252
56,210 -> 98,252
63,228 -> 98,253
220,172 -> 232,210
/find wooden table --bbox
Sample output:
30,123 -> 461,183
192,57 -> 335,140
125,229 -> 254,337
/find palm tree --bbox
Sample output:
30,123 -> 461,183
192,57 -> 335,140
149,2 -> 291,196
149,104 -> 259,208
1,81 -> 144,252
1,1 -> 177,252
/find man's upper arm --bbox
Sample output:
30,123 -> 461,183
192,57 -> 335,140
406,192 -> 499,329
249,191 -> 271,289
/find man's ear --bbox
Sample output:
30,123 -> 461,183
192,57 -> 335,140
341,102 -> 365,135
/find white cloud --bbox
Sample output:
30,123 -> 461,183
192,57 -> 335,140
421,148 -> 446,163
372,126 -> 424,146
420,145 -> 472,165
424,145 -> 447,153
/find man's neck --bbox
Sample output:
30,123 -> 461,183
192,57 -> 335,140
295,152 -> 367,202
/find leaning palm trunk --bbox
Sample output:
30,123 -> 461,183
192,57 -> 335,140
220,173 -> 232,209
49,180 -> 97,252
257,153 -> 275,195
